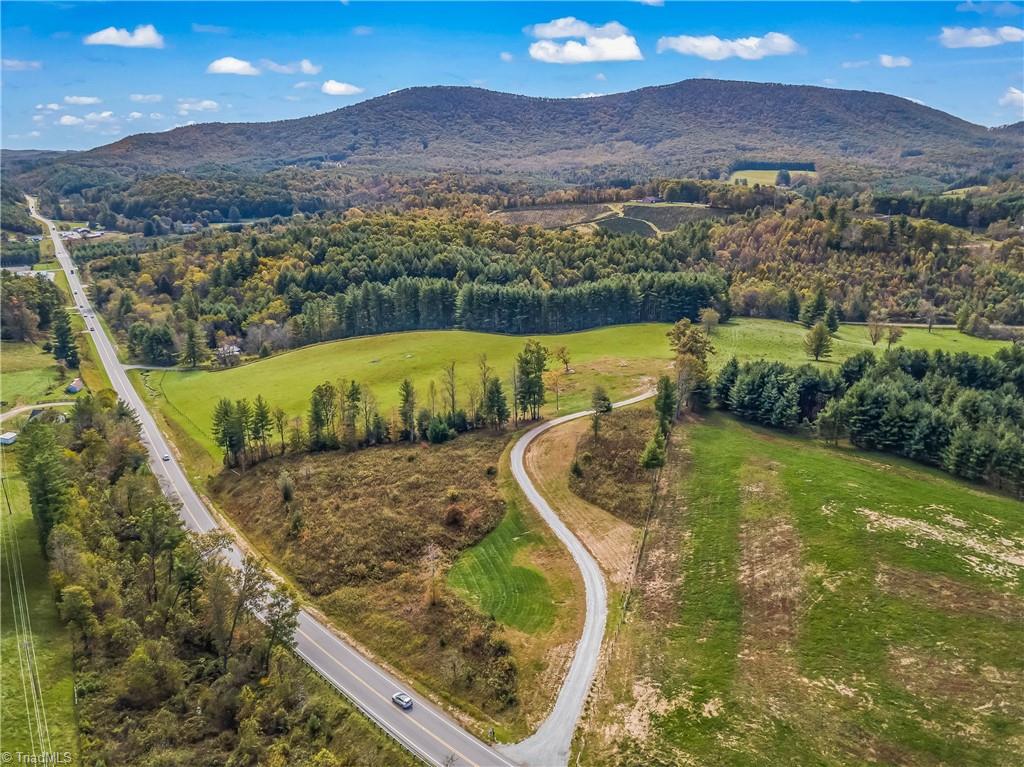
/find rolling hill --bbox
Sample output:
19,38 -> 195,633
9,79 -> 1023,185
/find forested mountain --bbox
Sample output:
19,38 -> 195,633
11,80 -> 1023,187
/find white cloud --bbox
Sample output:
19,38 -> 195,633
879,53 -> 913,67
127,111 -> 144,120
322,79 -> 364,96
58,115 -> 84,126
84,110 -> 115,123
636,0 -> 665,5
823,77 -> 838,85
293,80 -> 316,89
37,102 -> 61,111
595,72 -> 607,81
150,112 -> 164,119
500,51 -> 514,62
353,26 -> 373,36
2,58 -> 42,71
64,95 -> 101,105
261,58 -> 322,75
32,114 -> 45,123
841,59 -> 870,69
657,32 -> 799,60
192,23 -> 230,34
207,56 -> 260,75
28,130 -> 41,138
905,96 -> 926,105
939,24 -> 1024,46
998,85 -> 1024,111
527,17 -> 642,64
956,2 -> 1022,16
130,93 -> 162,103
528,18 -> 628,39
572,92 -> 605,98
84,24 -> 164,48
177,98 -> 219,115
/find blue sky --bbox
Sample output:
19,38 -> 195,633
2,1 -> 1022,150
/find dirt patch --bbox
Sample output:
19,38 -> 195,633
854,506 -> 1024,585
738,460 -> 803,649
876,563 -> 1024,620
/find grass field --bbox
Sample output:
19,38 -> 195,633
577,414 -> 1024,766
0,452 -> 78,761
729,168 -> 818,185
0,342 -> 66,410
137,319 -> 1008,472
448,503 -> 557,634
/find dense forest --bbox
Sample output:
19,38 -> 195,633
1,270 -> 62,341
71,186 -> 1023,364
15,394 -> 415,766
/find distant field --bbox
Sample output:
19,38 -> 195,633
135,319 -> 1008,471
622,203 -> 725,233
490,203 -> 613,229
596,215 -> 657,237
729,168 -> 818,186
578,413 -> 1024,765
0,455 -> 78,761
0,342 -> 64,410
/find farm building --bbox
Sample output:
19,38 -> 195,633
66,377 -> 85,394
0,432 -> 17,445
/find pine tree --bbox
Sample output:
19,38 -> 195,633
16,422 -> 69,547
640,429 -> 667,469
799,286 -> 828,327
52,307 -> 79,368
824,305 -> 840,334
803,322 -> 833,361
653,375 -> 677,432
713,357 -> 740,408
399,378 -> 417,441
786,288 -> 801,322
180,320 -> 205,368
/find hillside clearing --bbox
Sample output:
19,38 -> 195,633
134,320 -> 1008,476
575,413 -> 1024,766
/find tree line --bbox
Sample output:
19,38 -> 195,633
13,393 -> 409,765
710,345 -> 1024,492
211,340 -> 551,469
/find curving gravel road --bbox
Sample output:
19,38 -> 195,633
30,200 -> 516,767
501,391 -> 654,767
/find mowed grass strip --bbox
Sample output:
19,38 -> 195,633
141,319 -> 1008,467
0,453 -> 78,760
0,342 -> 64,409
448,503 -> 555,634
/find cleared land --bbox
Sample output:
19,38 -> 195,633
576,413 -> 1024,766
213,431 -> 583,740
0,454 -> 78,761
136,319 -> 1008,475
0,342 -> 66,410
729,168 -> 819,185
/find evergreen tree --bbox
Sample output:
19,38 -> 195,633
483,377 -> 510,430
799,285 -> 828,327
16,421 -> 69,548
825,305 -> 840,333
803,321 -> 833,361
786,288 -> 801,322
591,386 -> 612,414
653,375 -> 677,432
714,356 -> 740,408
180,320 -> 205,368
52,306 -> 79,368
640,429 -> 667,469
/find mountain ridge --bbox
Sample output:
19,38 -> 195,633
12,79 -> 1024,185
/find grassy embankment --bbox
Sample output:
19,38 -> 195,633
573,410 -> 1024,765
0,453 -> 78,761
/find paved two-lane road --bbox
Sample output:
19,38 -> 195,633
30,200 -> 516,767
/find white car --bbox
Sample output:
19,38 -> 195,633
391,692 -> 413,710
162,454 -> 171,462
